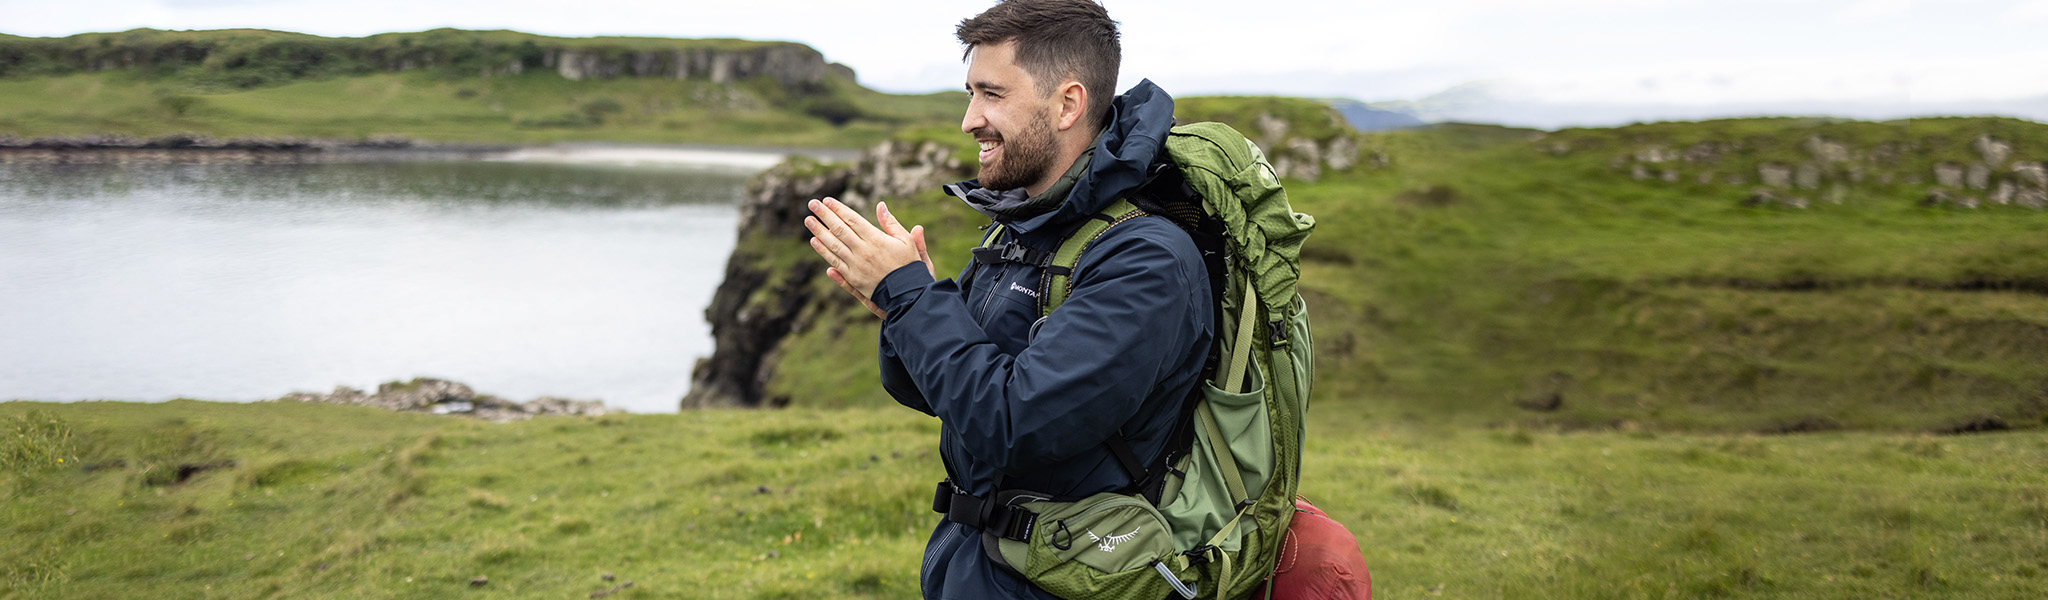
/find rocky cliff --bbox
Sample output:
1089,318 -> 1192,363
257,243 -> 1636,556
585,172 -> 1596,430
681,140 -> 969,408
678,102 -> 1383,409
0,29 -> 850,90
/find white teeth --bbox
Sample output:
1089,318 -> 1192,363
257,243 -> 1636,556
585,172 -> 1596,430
979,141 -> 997,151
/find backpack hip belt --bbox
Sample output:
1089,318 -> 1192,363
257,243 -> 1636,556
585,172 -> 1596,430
933,479 -> 1037,542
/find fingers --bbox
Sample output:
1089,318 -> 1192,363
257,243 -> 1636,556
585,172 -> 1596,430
807,228 -> 849,272
912,225 -> 934,279
877,201 -> 908,237
823,197 -> 887,241
807,198 -> 865,250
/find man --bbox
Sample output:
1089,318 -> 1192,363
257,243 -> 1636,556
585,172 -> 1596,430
802,1 -> 1210,598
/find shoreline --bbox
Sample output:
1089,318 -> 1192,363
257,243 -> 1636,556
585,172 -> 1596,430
0,134 -> 861,166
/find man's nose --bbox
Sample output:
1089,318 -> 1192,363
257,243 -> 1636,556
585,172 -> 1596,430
961,99 -> 986,134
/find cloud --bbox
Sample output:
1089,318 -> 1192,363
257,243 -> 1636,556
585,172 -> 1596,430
0,0 -> 2041,125
2008,0 -> 2048,18
1835,0 -> 1911,18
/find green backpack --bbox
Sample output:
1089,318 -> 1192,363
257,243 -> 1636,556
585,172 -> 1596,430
959,122 -> 1317,599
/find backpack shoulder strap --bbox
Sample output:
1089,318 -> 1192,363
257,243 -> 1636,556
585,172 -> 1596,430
958,222 -> 1007,288
1039,199 -> 1148,316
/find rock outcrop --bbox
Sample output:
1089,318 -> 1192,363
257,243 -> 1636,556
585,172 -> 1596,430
682,140 -> 969,409
280,377 -> 611,422
1245,111 -> 1369,181
543,45 -> 832,87
1579,124 -> 2045,210
0,29 -> 853,90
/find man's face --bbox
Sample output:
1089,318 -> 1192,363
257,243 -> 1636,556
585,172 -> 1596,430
962,41 -> 1063,193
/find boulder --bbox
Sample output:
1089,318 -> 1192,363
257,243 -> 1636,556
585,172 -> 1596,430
2012,162 -> 2047,188
2017,188 -> 2048,209
1634,145 -> 1677,164
1254,113 -> 1289,147
1972,135 -> 2012,167
1795,163 -> 1823,190
1323,135 -> 1359,171
1933,163 -> 1964,188
1273,137 -> 1324,181
1683,141 -> 1720,164
1758,163 -> 1793,188
1966,163 -> 1991,190
1803,136 -> 1849,163
281,378 -> 612,420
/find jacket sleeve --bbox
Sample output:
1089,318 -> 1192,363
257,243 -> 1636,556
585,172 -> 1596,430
875,262 -> 934,416
873,224 -> 1207,473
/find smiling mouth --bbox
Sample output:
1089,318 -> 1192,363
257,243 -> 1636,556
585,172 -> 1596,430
977,139 -> 1000,163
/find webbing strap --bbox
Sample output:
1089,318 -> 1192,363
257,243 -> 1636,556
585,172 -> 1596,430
960,223 -> 1008,288
1199,401 -> 1248,506
931,481 -> 1035,542
1041,200 -> 1147,316
1201,507 -> 1253,597
1223,281 -> 1259,393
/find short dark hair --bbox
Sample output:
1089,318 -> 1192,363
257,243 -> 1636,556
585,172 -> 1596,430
957,0 -> 1122,133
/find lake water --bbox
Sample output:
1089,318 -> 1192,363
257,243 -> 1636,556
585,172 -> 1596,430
0,152 -> 781,413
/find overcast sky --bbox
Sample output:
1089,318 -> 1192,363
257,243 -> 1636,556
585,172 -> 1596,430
5,0 -> 2044,127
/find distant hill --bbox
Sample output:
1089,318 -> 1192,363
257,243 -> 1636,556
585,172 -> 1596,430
0,28 -> 843,88
1326,98 -> 1424,131
0,29 -> 966,148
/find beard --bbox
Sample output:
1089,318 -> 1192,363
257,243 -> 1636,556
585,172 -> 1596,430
976,109 -> 1060,192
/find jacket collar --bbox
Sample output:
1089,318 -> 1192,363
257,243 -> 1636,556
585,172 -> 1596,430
944,80 -> 1176,237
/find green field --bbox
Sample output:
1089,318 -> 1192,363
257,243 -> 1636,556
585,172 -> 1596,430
6,31 -> 2047,597
5,401 -> 2044,599
0,70 -> 962,148
0,28 -> 969,148
763,110 -> 2048,436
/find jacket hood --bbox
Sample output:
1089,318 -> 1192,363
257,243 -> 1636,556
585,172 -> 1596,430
947,79 -> 1176,236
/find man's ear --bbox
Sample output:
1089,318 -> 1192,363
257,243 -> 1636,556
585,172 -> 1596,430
1054,80 -> 1087,132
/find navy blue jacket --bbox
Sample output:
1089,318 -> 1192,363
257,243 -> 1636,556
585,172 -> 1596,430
870,81 -> 1213,600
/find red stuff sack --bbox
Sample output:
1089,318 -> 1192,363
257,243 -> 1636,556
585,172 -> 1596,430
1263,498 -> 1371,600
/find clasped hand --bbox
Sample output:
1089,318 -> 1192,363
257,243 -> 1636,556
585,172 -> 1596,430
804,197 -> 934,318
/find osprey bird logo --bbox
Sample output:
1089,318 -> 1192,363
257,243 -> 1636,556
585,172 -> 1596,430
1085,527 -> 1142,553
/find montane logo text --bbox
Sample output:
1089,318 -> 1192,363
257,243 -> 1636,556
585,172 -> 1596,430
1009,282 -> 1040,299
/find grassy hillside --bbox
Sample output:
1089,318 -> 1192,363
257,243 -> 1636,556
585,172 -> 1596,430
0,70 -> 962,147
0,29 -> 965,148
6,402 -> 2044,599
760,104 -> 2048,434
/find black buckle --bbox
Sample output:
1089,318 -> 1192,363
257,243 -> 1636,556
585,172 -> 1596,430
934,481 -> 1038,543
1185,545 -> 1219,566
944,490 -> 988,528
994,507 -> 1036,542
1001,244 -> 1032,263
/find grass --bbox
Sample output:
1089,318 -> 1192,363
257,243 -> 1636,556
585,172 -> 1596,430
3,401 -> 2043,598
761,115 -> 2048,435
6,60 -> 2047,596
0,70 -> 961,148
